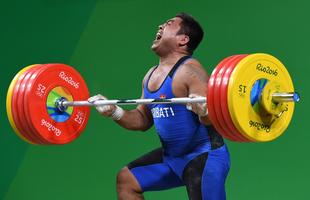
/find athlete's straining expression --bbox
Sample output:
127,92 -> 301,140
151,17 -> 188,55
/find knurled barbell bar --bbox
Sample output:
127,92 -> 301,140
6,53 -> 300,145
57,92 -> 298,107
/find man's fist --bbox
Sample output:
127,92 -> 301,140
88,94 -> 116,117
186,94 -> 208,117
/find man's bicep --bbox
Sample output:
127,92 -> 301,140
137,104 -> 153,122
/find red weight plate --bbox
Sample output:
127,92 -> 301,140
207,56 -> 236,140
213,55 -> 243,141
25,64 -> 76,144
25,64 -> 90,144
12,66 -> 40,144
23,65 -> 52,144
214,55 -> 250,142
20,65 -> 50,144
17,65 -> 44,144
7,66 -> 35,144
220,54 -> 252,142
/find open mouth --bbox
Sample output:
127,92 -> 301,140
155,32 -> 162,41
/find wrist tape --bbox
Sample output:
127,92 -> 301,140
110,106 -> 124,120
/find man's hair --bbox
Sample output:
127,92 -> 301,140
175,12 -> 204,55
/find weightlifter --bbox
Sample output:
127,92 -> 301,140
88,13 -> 230,200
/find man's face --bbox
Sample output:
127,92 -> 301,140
151,17 -> 184,53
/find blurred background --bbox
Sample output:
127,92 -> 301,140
0,0 -> 308,199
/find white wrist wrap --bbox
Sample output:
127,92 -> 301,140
110,106 -> 124,121
200,106 -> 208,117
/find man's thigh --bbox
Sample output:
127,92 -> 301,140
183,145 -> 230,200
127,148 -> 184,192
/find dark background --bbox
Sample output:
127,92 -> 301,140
0,0 -> 308,199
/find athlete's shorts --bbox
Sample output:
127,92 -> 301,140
127,144 -> 230,200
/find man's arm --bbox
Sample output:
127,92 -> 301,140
175,59 -> 211,124
89,69 -> 154,131
114,89 -> 153,131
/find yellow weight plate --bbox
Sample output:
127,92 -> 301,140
228,53 -> 295,142
6,65 -> 38,144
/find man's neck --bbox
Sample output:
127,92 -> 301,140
158,52 -> 189,67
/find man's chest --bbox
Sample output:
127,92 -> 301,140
147,67 -> 188,97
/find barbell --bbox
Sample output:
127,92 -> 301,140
6,53 -> 299,145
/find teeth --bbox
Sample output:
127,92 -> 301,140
156,33 -> 162,40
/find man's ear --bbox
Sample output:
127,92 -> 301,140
178,34 -> 190,46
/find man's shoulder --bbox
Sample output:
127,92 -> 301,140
175,58 -> 208,83
179,58 -> 206,74
142,65 -> 157,84
183,58 -> 203,68
185,58 -> 203,67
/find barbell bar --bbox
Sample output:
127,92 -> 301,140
271,92 -> 300,102
58,92 -> 299,108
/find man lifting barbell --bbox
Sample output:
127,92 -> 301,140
6,11 -> 300,200
88,13 -> 230,200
